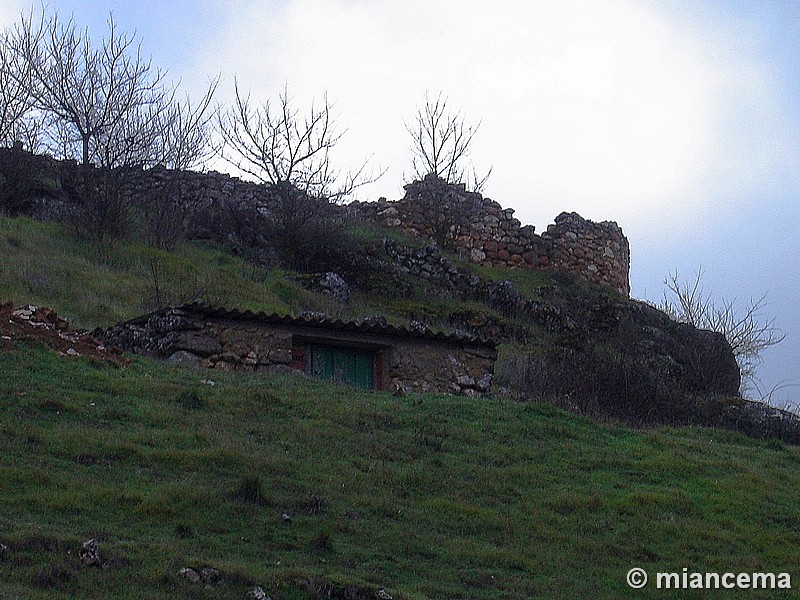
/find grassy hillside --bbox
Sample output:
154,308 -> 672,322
2,341 -> 800,599
0,216 -> 321,328
3,214 -> 799,598
0,216 -> 544,331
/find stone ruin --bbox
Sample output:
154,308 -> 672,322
120,166 -> 632,295
4,147 -> 631,295
350,174 -> 631,295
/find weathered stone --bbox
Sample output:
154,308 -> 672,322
320,272 -> 350,303
219,351 -> 241,364
79,539 -> 102,567
178,567 -> 200,583
477,373 -> 493,391
166,332 -> 222,357
485,280 -> 522,312
168,350 -> 201,365
200,567 -> 221,585
269,348 -> 292,364
456,374 -> 476,387
469,248 -> 486,262
248,586 -> 270,600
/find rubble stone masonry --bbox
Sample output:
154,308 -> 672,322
9,149 -> 630,295
351,175 -> 631,295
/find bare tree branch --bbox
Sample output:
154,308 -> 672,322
217,81 -> 380,200
216,81 -> 382,267
405,91 -> 491,191
16,9 -> 169,167
659,267 -> 785,398
0,8 -> 43,146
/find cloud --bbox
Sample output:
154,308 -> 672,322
0,0 -> 25,28
29,0 -> 798,233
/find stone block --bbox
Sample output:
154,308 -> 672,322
168,350 -> 201,366
456,374 -> 476,387
268,348 -> 292,364
470,248 -> 486,262
166,332 -> 222,358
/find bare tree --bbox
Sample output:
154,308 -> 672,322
16,10 -> 168,167
217,81 -> 379,267
406,91 -> 490,191
659,268 -> 785,398
155,78 -> 220,171
217,81 -> 375,197
0,10 -> 41,147
402,92 -> 491,250
6,7 -> 219,244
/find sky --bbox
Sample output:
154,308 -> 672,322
1,0 -> 798,405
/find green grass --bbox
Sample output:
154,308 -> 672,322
3,214 -> 799,598
1,341 -> 800,599
0,216 -> 522,332
0,216 -> 320,327
346,223 -> 427,248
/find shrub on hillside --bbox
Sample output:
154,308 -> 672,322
0,146 -> 53,216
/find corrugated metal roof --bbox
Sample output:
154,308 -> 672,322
130,303 -> 497,348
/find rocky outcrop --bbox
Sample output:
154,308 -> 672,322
626,301 -> 741,397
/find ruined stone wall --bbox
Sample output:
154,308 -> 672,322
96,308 -> 294,371
11,150 -> 630,294
351,175 -> 631,295
125,167 -> 630,295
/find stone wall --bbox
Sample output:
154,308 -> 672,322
6,149 -> 630,294
351,174 -> 631,295
386,338 -> 496,397
135,167 -> 630,294
382,239 -> 481,292
98,306 -> 497,397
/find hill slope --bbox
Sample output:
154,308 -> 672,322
2,340 -> 800,599
1,214 -> 799,598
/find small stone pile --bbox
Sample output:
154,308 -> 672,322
0,302 -> 126,362
382,239 -> 480,291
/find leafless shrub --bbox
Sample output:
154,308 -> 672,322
405,91 -> 491,191
217,81 -> 381,268
659,268 -> 785,398
143,253 -> 228,310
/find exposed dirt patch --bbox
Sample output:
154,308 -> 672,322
0,301 -> 128,363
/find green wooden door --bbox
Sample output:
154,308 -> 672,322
310,345 -> 375,389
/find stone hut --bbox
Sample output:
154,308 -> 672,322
99,304 -> 498,397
